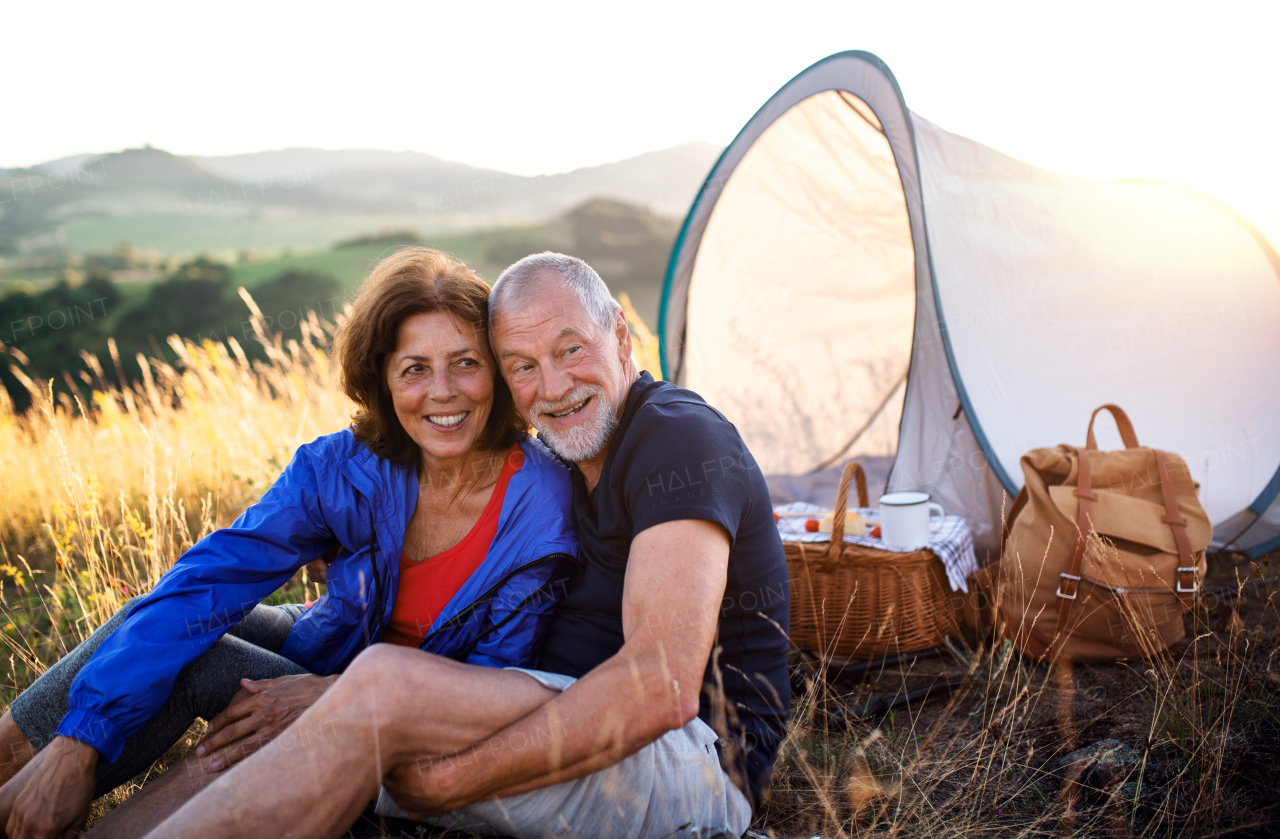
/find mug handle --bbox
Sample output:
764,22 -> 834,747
928,502 -> 945,532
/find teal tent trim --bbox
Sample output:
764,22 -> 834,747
879,58 -> 1022,497
659,52 -> 872,381
657,170 -> 717,380
1247,534 -> 1280,559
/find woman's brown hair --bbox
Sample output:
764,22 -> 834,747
335,247 -> 526,469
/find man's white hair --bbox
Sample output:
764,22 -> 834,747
490,252 -> 621,332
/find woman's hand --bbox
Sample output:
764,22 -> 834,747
2,736 -> 96,839
303,558 -> 330,584
303,544 -> 341,585
196,674 -> 336,772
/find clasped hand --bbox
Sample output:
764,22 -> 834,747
196,674 -> 334,772
382,756 -> 461,820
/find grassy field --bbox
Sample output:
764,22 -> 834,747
58,210 -> 536,259
0,302 -> 1275,838
1,222 -> 542,293
230,242 -> 424,289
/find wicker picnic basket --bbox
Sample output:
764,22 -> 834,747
785,462 -> 960,659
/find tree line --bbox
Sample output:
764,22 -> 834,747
1,260 -> 342,411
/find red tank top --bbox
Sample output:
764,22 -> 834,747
383,446 -> 524,648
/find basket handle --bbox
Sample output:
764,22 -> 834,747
825,461 -> 869,565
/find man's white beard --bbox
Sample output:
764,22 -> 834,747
530,385 -> 619,463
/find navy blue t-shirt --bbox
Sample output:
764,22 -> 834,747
538,372 -> 791,809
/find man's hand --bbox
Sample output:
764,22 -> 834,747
3,736 -> 96,839
196,674 -> 335,772
383,758 -> 455,820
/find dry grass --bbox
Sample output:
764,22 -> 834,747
0,299 -> 342,700
1,290 -> 1277,838
620,291 -> 661,376
760,553 -> 1280,838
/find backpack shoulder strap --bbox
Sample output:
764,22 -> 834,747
1154,450 -> 1198,611
1048,445 -> 1096,660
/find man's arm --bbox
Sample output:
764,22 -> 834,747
388,518 -> 729,815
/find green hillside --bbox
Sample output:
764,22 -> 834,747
60,211 -> 436,256
228,200 -> 675,325
0,199 -> 677,412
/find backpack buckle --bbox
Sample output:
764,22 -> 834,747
1176,567 -> 1198,594
1056,572 -> 1081,600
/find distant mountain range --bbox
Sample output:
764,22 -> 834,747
15,141 -> 721,219
0,142 -> 720,257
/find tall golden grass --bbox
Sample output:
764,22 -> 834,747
0,298 -> 342,693
619,292 -> 662,376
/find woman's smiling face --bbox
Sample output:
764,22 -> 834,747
386,310 -> 495,467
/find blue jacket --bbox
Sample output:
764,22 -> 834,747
58,430 -> 578,764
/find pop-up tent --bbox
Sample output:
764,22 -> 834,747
659,50 -> 1280,557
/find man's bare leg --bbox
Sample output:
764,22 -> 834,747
146,645 -> 556,839
0,711 -> 37,786
84,748 -> 222,839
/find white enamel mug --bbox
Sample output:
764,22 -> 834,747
878,491 -> 945,548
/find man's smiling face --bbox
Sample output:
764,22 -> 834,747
491,279 -> 634,468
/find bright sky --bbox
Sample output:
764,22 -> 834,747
8,0 -> 1280,241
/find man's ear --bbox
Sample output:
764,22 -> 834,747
614,309 -> 633,362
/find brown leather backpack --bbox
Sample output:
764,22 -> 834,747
993,405 -> 1211,662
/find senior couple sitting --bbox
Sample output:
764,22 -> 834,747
0,249 -> 790,839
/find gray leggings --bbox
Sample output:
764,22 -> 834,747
9,598 -> 309,796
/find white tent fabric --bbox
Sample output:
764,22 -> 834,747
683,89 -> 913,475
660,51 -> 1280,558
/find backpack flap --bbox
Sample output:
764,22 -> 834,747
1047,485 -> 1211,591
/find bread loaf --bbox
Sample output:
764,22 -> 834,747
819,510 -> 865,537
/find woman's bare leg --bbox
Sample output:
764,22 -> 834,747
147,645 -> 556,839
0,711 -> 37,786
0,714 -> 39,827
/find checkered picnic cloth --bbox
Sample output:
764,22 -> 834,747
774,502 -> 978,593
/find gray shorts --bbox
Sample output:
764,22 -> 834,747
376,668 -> 753,838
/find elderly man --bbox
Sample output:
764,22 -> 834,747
145,252 -> 790,839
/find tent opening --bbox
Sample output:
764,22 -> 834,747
684,89 -> 915,476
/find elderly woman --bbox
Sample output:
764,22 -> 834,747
0,248 -> 576,839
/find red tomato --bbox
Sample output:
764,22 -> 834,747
870,525 -> 882,539
805,518 -> 820,532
